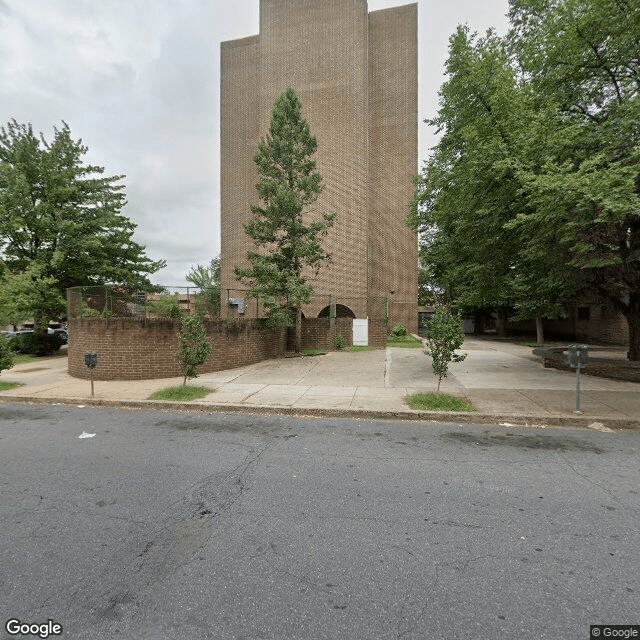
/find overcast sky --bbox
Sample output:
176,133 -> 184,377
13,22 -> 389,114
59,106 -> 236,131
0,0 -> 509,287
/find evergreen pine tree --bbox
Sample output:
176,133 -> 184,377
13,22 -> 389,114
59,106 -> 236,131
235,87 -> 335,352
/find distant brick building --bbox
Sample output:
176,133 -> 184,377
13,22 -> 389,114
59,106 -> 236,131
220,0 -> 418,332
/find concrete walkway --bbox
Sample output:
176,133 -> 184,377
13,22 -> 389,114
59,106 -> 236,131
1,337 -> 638,428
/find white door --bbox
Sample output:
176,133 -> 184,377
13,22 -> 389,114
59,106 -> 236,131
352,319 -> 368,346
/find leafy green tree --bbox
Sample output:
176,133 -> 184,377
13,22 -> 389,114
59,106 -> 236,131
507,0 -> 640,358
235,87 -> 335,352
186,257 -> 221,318
177,314 -> 212,386
0,120 -> 165,333
409,27 -> 574,345
418,251 -> 444,307
424,308 -> 467,394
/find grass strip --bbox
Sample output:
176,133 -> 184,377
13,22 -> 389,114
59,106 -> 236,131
148,386 -> 211,401
12,354 -> 41,365
386,336 -> 423,348
405,393 -> 475,412
0,381 -> 24,391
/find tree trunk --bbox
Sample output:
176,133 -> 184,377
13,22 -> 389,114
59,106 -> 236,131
535,316 -> 544,346
625,308 -> 640,361
497,311 -> 508,337
294,307 -> 302,353
473,313 -> 482,335
33,311 -> 48,337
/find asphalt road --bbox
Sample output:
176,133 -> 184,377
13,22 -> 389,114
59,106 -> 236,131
1,403 -> 639,640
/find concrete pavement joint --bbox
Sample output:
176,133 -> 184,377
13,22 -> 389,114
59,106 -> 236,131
384,348 -> 391,387
238,384 -> 267,403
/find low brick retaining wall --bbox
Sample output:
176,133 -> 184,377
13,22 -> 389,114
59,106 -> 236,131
535,347 -> 640,383
287,318 -> 388,351
69,316 -> 390,381
68,318 -> 286,380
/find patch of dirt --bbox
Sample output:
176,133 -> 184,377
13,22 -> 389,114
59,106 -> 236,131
441,430 -> 604,454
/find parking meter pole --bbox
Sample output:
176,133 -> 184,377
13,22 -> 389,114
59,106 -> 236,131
84,352 -> 98,398
565,344 -> 588,414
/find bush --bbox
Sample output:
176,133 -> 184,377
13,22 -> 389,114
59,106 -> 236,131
390,324 -> 407,337
147,295 -> 183,318
178,314 -> 212,385
80,303 -> 115,318
335,332 -> 345,350
11,332 -> 64,356
0,335 -> 14,373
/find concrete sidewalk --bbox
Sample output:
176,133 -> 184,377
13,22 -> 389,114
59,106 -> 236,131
1,337 -> 638,428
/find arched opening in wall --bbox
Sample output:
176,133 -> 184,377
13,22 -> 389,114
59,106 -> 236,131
317,304 -> 356,319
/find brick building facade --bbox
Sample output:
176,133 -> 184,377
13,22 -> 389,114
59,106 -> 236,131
220,0 -> 418,333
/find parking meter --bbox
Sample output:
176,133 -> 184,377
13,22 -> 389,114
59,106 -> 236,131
84,352 -> 98,369
84,352 -> 98,396
565,344 -> 589,368
564,345 -> 588,412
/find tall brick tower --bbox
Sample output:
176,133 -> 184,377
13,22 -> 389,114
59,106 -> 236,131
220,0 -> 418,332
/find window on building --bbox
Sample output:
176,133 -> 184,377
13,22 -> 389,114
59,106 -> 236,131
577,306 -> 590,320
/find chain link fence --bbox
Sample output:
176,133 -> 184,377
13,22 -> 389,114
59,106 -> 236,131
67,286 -> 219,320
68,286 -> 391,322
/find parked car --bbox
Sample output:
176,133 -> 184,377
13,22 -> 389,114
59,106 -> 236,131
4,328 -> 68,343
3,329 -> 34,341
47,327 -> 68,342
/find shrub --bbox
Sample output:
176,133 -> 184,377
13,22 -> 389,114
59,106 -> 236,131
390,324 -> 407,337
11,332 -> 64,356
0,335 -> 14,373
80,305 -> 102,317
147,295 -> 183,318
80,301 -> 115,318
335,332 -> 345,350
178,314 -> 212,385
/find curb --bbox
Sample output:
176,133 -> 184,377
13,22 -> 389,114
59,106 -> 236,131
2,394 -> 639,431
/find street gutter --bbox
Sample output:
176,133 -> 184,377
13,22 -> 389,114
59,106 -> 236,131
1,394 -> 638,430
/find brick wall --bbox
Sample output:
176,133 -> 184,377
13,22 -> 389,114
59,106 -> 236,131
507,303 -> 629,346
286,317 -> 388,351
368,318 -> 389,348
220,35 -> 260,297
220,1 -> 419,328
68,318 -> 286,381
369,4 -> 419,335
388,301 -> 418,335
538,349 -> 640,382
